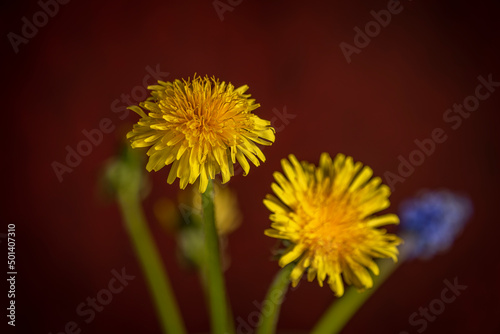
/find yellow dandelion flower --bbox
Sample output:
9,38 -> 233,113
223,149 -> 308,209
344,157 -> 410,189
127,75 -> 275,193
264,153 -> 402,296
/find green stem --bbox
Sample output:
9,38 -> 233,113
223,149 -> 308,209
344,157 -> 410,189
310,259 -> 400,334
118,191 -> 187,334
199,264 -> 235,334
256,264 -> 294,334
202,179 -> 231,334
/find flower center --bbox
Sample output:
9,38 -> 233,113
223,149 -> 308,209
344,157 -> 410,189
177,107 -> 250,149
297,192 -> 365,257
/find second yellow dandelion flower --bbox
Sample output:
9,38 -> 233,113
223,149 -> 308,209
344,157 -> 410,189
264,153 -> 402,296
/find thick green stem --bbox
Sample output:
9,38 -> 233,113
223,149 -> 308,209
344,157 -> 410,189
202,179 -> 231,334
256,264 -> 294,334
310,259 -> 400,334
199,264 -> 235,334
118,192 -> 186,334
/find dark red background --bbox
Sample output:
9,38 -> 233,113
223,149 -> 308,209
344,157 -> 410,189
2,0 -> 500,333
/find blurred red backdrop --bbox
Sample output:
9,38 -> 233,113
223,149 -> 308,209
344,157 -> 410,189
2,0 -> 500,333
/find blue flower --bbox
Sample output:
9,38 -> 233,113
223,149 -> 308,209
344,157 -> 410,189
399,190 -> 473,259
